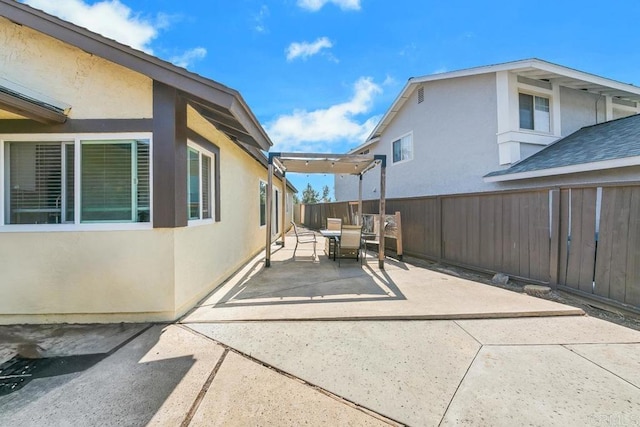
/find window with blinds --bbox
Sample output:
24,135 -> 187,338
4,138 -> 151,225
187,146 -> 213,221
259,181 -> 267,226
82,142 -> 132,222
201,155 -> 212,220
6,142 -> 64,224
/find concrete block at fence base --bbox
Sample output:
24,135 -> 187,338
491,273 -> 509,285
524,285 -> 552,297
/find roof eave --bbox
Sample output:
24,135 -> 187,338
484,155 -> 640,182
0,0 -> 272,150
0,90 -> 67,124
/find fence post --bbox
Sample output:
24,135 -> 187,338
436,196 -> 443,262
549,188 -> 561,288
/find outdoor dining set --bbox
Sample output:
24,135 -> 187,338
290,213 -> 403,266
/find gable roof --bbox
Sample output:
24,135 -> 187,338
0,0 -> 272,151
350,58 -> 640,154
484,114 -> 640,182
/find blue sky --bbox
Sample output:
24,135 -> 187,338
21,0 -> 640,198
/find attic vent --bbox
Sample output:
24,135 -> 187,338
417,87 -> 424,104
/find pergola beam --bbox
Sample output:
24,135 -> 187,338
265,152 -> 386,269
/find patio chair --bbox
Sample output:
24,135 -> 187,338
337,224 -> 363,266
325,218 -> 341,258
291,221 -> 317,258
361,215 -> 390,264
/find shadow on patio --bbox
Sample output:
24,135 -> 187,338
205,236 -> 406,309
181,232 -> 585,323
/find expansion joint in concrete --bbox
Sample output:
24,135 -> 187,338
180,348 -> 229,427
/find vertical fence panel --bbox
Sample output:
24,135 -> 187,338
441,197 -> 458,262
518,193 -> 531,278
578,189 -> 597,292
468,196 -> 481,266
479,195 -> 497,271
626,188 -> 640,307
609,187 -> 632,303
559,189 -> 570,286
565,189 -> 585,289
594,188 -> 616,298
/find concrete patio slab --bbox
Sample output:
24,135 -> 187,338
441,345 -> 640,426
190,351 -> 392,426
182,242 -> 584,323
189,320 -> 481,426
566,343 -> 640,388
456,316 -> 640,345
0,323 -> 149,364
0,325 -> 225,427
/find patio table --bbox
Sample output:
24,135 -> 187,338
319,229 -> 340,261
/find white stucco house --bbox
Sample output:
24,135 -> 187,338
0,0 -> 294,324
335,59 -> 640,201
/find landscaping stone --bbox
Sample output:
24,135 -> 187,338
491,273 -> 509,285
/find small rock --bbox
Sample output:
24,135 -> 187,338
491,273 -> 509,285
524,285 -> 552,297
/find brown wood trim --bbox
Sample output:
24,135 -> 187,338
0,118 -> 153,134
152,81 -> 187,228
187,129 -> 221,222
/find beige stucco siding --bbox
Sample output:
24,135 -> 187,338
172,107 -> 285,317
0,17 -> 152,119
0,229 -> 175,323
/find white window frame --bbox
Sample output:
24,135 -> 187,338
391,132 -> 413,164
259,179 -> 267,228
0,132 -> 153,232
187,141 -> 215,226
273,187 -> 280,235
518,91 -> 551,134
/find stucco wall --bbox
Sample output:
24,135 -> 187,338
0,17 -> 152,119
172,108 -> 287,317
336,73 -> 500,201
0,229 -> 175,324
559,86 -> 604,137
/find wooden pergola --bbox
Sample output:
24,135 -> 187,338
266,152 -> 387,269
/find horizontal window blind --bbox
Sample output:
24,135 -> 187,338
81,142 -> 132,222
188,148 -> 200,220
7,142 -> 62,224
65,143 -> 75,223
202,154 -> 212,220
136,141 -> 150,222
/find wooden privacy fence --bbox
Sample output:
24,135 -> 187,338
297,183 -> 640,311
558,186 -> 640,309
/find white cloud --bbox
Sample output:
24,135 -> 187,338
297,0 -> 361,11
266,77 -> 382,152
24,0 -> 159,52
254,5 -> 270,33
170,47 -> 207,68
286,37 -> 333,61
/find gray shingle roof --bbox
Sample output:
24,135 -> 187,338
485,114 -> 640,178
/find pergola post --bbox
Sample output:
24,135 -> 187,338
265,156 -> 274,267
281,172 -> 287,247
375,155 -> 386,269
358,174 -> 363,225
